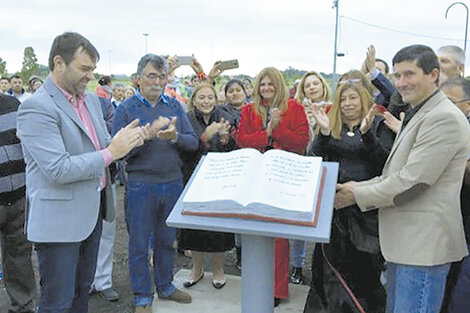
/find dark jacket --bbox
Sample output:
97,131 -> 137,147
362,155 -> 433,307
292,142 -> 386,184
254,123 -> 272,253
310,117 -> 395,253
0,94 -> 25,205
372,72 -> 396,108
181,106 -> 237,184
310,117 -> 394,183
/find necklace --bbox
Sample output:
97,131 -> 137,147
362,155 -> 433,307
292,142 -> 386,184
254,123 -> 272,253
346,131 -> 355,137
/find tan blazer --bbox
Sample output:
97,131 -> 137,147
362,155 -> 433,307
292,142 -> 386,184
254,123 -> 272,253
355,91 -> 470,266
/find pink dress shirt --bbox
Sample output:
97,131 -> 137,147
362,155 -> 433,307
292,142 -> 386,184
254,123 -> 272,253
56,84 -> 113,190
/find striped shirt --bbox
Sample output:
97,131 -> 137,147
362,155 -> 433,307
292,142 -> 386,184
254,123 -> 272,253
0,94 -> 25,205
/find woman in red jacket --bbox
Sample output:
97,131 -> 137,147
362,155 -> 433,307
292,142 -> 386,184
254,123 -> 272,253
236,67 -> 309,307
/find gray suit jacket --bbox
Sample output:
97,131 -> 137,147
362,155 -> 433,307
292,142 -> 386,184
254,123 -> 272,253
17,76 -> 115,243
355,91 -> 470,266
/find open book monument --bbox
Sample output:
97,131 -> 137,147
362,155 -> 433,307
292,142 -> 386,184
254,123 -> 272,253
182,148 -> 326,226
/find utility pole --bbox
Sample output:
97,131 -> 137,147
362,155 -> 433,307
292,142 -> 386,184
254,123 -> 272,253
143,33 -> 149,54
445,2 -> 468,76
332,0 -> 339,95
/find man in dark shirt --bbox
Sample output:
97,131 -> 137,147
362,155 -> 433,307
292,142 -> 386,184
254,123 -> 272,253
114,54 -> 198,312
440,77 -> 470,313
0,93 -> 36,313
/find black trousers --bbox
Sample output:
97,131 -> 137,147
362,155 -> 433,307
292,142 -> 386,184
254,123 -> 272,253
0,197 -> 36,313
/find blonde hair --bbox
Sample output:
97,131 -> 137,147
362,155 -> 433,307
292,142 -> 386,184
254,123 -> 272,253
327,82 -> 373,139
253,67 -> 288,128
188,83 -> 217,111
295,71 -> 331,104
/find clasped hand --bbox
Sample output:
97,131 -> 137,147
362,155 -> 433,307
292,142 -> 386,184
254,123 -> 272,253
142,116 -> 178,141
203,118 -> 231,144
334,181 -> 358,210
267,108 -> 282,137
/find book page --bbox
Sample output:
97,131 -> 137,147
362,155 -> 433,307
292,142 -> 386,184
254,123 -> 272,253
251,150 -> 322,212
183,148 -> 261,206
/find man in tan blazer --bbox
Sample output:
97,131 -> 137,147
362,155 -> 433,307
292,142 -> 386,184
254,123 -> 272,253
335,45 -> 470,313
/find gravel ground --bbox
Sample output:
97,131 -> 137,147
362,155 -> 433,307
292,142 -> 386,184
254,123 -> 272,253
0,185 -> 314,312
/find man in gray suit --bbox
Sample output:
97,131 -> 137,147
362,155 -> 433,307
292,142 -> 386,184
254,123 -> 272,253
16,32 -> 144,313
334,45 -> 470,312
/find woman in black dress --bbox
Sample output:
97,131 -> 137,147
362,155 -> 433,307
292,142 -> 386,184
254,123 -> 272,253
304,81 -> 394,313
179,83 -> 236,289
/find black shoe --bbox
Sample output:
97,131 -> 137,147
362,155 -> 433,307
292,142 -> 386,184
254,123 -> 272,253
289,267 -> 303,284
212,278 -> 226,289
183,271 -> 204,288
274,297 -> 281,307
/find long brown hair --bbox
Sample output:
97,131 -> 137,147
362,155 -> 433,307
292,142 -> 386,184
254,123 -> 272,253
327,82 -> 373,139
253,67 -> 288,128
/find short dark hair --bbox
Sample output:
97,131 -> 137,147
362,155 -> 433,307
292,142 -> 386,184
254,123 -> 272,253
9,74 -> 21,81
441,77 -> 470,99
1,76 -> 11,82
225,79 -> 246,95
48,32 -> 100,71
375,58 -> 389,74
392,45 -> 440,75
136,54 -> 168,75
98,75 -> 112,86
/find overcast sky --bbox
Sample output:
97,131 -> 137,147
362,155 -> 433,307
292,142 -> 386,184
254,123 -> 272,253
1,0 -> 468,77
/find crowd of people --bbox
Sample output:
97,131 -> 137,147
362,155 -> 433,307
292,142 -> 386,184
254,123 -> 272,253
1,31 -> 470,313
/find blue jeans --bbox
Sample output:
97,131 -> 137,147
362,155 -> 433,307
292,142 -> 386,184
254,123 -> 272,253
290,239 -> 307,268
385,262 -> 450,313
36,215 -> 102,313
126,179 -> 183,307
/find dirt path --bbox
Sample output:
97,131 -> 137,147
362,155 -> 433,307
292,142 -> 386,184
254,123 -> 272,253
0,185 -> 313,312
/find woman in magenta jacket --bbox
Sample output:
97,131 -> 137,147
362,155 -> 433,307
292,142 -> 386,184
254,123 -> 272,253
236,67 -> 309,306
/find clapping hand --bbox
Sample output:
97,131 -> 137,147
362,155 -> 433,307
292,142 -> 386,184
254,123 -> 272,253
383,111 -> 405,134
156,117 -> 178,141
311,104 -> 330,135
108,119 -> 145,160
360,104 -> 377,134
303,99 -> 317,127
218,118 -> 232,144
142,116 -> 171,140
203,121 -> 223,141
267,108 -> 282,137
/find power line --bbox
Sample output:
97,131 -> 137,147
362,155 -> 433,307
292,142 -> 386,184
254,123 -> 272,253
341,15 -> 465,42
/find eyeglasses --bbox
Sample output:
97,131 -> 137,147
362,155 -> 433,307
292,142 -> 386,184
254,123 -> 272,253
338,78 -> 362,85
142,73 -> 167,82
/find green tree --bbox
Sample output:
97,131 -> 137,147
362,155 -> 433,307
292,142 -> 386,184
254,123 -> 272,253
0,57 -> 7,76
36,64 -> 50,78
20,46 -> 38,82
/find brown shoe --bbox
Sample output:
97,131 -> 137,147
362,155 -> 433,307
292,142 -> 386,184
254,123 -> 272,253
158,288 -> 192,303
135,306 -> 152,313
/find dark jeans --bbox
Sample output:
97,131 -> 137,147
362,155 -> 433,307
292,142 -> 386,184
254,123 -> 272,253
0,197 -> 36,313
125,178 -> 183,306
442,243 -> 470,313
35,215 -> 103,313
